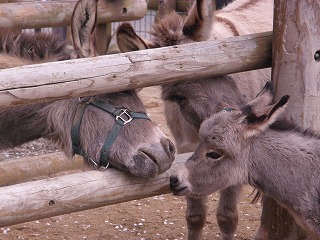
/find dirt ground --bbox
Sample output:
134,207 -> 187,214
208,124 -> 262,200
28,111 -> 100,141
0,86 -> 262,240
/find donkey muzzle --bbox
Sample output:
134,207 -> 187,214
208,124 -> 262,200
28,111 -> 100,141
170,175 -> 190,196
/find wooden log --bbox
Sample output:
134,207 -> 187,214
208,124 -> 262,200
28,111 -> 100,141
268,0 -> 320,239
0,31 -> 272,108
0,152 -> 192,227
147,0 -> 189,12
0,152 -> 86,187
0,0 -> 147,29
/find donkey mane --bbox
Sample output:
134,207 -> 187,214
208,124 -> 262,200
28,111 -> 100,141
0,28 -> 72,63
270,120 -> 320,140
0,29 -> 77,154
151,12 -> 186,46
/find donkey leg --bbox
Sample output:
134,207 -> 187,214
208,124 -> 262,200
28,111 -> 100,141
186,195 -> 208,240
216,185 -> 242,240
254,195 -> 269,240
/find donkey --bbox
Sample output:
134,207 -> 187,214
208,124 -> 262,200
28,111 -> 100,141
0,0 -> 175,179
116,0 -> 273,238
170,81 -> 320,237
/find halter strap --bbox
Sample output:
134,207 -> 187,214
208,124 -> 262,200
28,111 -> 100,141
71,97 -> 150,169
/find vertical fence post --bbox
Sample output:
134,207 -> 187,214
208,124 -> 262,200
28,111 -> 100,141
269,0 -> 320,238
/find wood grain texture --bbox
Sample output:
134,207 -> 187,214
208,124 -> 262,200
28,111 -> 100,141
0,152 -> 191,227
0,31 -> 272,107
0,0 -> 147,28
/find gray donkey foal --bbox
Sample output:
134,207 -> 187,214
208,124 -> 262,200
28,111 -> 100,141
170,82 -> 320,237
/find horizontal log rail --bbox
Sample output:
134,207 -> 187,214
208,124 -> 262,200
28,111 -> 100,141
0,153 -> 85,187
0,0 -> 147,28
0,31 -> 272,108
0,152 -> 192,227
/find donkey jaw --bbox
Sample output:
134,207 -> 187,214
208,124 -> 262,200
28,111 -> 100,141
170,176 -> 192,196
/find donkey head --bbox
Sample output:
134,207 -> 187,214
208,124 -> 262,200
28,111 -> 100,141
170,82 -> 290,196
44,0 -> 175,178
116,0 -> 250,137
117,0 -> 216,50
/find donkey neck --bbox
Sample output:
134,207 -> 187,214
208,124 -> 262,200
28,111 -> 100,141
0,102 -> 51,150
247,129 -> 320,230
248,129 -> 320,191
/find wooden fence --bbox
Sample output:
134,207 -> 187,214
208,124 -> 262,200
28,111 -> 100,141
0,30 -> 272,227
0,0 -> 319,239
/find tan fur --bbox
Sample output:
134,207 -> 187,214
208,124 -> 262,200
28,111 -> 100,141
211,0 -> 273,39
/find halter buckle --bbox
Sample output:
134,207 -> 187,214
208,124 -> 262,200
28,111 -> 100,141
115,109 -> 133,125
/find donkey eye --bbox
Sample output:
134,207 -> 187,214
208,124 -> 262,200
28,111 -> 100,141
206,151 -> 223,160
170,95 -> 187,103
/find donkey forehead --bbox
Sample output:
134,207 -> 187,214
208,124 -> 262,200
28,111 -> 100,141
162,78 -> 244,110
96,90 -> 146,112
200,112 -> 239,139
163,77 -> 236,97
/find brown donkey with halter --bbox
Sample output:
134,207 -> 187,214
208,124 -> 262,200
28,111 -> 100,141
0,0 -> 175,178
170,82 -> 320,238
116,0 -> 272,238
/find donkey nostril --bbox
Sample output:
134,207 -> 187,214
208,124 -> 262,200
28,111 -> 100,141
162,138 -> 176,157
168,139 -> 175,155
170,176 -> 179,186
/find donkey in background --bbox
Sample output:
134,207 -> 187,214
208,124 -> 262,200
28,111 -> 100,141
0,0 -> 175,178
116,0 -> 273,238
170,81 -> 320,238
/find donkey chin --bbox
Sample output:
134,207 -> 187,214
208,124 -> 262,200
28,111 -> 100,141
170,171 -> 192,196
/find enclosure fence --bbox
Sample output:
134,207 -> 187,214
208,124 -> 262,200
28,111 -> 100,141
0,0 -> 317,238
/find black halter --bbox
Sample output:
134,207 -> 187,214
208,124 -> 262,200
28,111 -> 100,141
71,96 -> 150,170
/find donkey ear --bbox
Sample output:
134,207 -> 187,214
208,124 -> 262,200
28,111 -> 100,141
241,81 -> 274,116
183,0 -> 216,41
71,0 -> 98,58
116,23 -> 160,53
243,95 -> 290,138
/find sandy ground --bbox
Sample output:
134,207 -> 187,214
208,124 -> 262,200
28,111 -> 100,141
0,86 -> 262,240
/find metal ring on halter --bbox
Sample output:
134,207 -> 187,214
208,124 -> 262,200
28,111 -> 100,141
98,162 -> 110,171
89,158 -> 109,171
